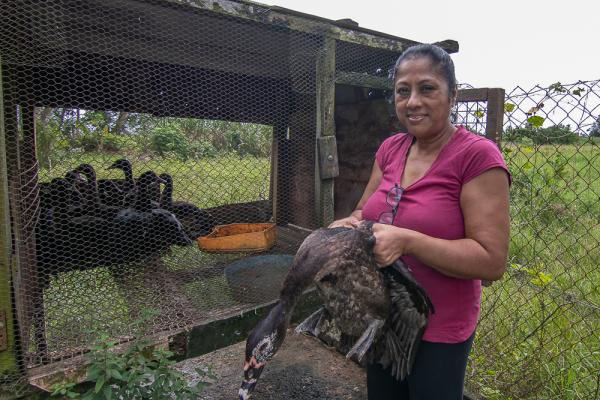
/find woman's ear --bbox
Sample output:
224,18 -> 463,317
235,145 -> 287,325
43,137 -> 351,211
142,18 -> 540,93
450,88 -> 458,108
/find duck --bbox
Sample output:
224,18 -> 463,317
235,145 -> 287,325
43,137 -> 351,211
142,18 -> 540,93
99,158 -> 135,207
159,173 -> 215,239
239,221 -> 434,400
74,164 -> 121,220
112,171 -> 191,264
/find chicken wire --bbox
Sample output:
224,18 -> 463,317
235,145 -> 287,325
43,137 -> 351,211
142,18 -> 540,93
0,0 -> 431,396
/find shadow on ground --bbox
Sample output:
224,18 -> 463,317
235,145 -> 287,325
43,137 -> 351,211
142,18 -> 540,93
175,328 -> 367,400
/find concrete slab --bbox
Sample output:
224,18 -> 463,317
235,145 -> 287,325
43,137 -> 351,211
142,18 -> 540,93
175,329 -> 367,400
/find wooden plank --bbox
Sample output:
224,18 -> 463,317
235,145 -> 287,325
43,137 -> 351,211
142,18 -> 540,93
166,0 -> 450,53
317,136 -> 339,180
457,88 -> 489,102
315,36 -> 336,227
485,88 -> 506,145
0,56 -> 20,375
2,100 -> 33,367
335,71 -> 392,90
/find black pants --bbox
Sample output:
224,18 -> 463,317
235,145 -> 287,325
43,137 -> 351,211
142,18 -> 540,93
367,332 -> 475,400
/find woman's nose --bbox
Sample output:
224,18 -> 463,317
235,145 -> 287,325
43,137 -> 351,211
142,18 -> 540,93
406,90 -> 422,108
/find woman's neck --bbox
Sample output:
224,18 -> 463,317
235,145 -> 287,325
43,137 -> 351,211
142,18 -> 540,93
412,123 -> 456,156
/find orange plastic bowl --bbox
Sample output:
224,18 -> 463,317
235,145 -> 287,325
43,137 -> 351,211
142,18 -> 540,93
197,223 -> 276,253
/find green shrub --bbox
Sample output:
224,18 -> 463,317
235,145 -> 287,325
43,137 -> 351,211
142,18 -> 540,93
102,133 -> 126,153
77,134 -> 102,152
188,141 -> 217,158
150,127 -> 190,160
503,124 -> 579,144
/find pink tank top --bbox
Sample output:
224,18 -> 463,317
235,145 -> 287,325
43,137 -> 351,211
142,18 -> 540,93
362,126 -> 510,343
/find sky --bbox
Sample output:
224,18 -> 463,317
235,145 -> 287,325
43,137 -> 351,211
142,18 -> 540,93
264,0 -> 599,91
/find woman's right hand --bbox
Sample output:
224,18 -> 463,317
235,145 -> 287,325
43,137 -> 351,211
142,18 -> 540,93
328,215 -> 361,228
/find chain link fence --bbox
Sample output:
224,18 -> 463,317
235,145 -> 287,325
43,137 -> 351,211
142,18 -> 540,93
458,79 -> 600,399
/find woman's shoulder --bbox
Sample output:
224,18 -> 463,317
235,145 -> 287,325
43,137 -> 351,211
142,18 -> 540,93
450,126 -> 510,183
378,132 -> 412,153
453,126 -> 502,156
376,132 -> 412,165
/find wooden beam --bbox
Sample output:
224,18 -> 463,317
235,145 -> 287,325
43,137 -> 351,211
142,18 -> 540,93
315,36 -> 337,227
165,0 -> 456,53
485,88 -> 506,145
0,56 -> 22,382
457,88 -> 489,102
335,71 -> 392,90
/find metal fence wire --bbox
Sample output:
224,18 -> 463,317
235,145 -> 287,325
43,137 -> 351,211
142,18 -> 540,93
456,79 -> 600,400
0,0 -> 598,399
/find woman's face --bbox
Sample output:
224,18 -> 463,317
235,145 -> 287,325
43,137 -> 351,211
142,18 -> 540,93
394,57 -> 455,139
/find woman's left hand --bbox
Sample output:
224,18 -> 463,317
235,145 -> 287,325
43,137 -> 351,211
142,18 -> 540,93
371,223 -> 411,268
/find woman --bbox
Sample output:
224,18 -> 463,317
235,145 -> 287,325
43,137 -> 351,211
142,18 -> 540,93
330,44 -> 510,399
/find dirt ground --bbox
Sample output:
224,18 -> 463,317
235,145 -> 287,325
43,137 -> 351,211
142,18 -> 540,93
175,329 -> 367,400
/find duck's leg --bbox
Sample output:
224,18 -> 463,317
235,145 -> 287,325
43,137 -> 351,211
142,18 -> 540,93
294,307 -> 326,336
345,318 -> 385,362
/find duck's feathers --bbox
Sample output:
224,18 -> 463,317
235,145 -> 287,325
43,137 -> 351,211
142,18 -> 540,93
293,224 -> 433,381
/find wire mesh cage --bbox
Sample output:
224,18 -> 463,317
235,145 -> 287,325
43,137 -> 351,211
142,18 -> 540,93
0,0 -> 459,396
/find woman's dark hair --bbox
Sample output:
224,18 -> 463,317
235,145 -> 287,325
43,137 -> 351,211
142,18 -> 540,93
392,43 -> 457,99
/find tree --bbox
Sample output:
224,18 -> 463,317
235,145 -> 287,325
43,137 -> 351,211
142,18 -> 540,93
589,115 -> 600,137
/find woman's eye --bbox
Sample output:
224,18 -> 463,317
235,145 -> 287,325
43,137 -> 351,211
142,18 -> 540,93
421,85 -> 435,93
396,88 -> 410,97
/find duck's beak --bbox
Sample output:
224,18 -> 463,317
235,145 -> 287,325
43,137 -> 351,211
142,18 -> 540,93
239,358 -> 265,400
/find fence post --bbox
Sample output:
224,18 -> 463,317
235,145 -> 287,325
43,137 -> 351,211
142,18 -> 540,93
485,88 -> 505,145
315,35 -> 337,227
0,55 -> 22,390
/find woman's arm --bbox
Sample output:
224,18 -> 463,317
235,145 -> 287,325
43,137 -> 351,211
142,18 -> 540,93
372,168 -> 510,281
329,160 -> 382,228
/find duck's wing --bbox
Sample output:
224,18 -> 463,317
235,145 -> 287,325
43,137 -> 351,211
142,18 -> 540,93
380,262 -> 433,380
389,259 -> 435,315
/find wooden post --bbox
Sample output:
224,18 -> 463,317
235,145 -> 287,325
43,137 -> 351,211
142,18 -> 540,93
314,35 -> 337,227
485,88 -> 505,145
0,56 -> 21,383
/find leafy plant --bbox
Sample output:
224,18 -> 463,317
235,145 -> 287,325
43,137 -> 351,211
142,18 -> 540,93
503,124 -> 579,144
150,126 -> 191,161
50,311 -> 214,399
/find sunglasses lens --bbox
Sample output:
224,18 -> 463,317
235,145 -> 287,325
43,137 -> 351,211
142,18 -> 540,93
379,212 -> 394,224
387,186 -> 402,206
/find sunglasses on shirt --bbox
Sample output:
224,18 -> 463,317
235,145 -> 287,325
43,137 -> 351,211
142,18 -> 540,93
378,183 -> 403,225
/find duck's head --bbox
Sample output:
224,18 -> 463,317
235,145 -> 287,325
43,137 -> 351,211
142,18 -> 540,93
158,172 -> 172,185
74,163 -> 96,182
239,302 -> 288,400
107,158 -> 132,172
137,171 -> 166,190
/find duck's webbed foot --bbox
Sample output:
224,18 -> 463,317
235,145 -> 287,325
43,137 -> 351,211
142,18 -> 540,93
295,307 -> 326,336
345,318 -> 384,362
